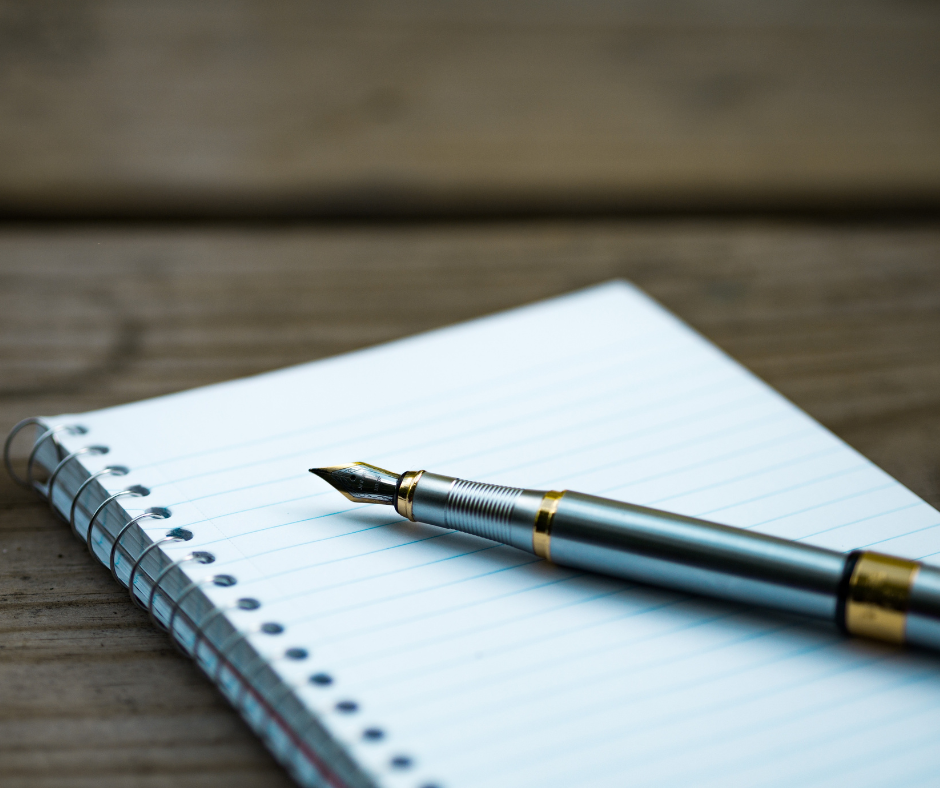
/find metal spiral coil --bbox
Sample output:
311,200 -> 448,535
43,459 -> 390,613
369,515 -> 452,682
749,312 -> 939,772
4,418 -> 413,785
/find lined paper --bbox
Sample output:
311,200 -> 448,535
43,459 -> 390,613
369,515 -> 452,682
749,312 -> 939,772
54,282 -> 940,788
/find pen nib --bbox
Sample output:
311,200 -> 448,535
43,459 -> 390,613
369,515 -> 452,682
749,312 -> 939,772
309,462 -> 399,505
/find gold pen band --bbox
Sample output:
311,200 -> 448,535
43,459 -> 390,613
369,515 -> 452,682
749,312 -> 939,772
533,490 -> 565,561
844,551 -> 920,644
396,470 -> 424,521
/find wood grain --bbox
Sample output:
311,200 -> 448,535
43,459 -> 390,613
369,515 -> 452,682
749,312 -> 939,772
1,1 -> 939,218
3,2 -> 938,784
1,222 -> 939,785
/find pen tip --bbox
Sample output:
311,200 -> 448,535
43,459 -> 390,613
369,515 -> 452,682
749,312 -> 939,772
309,462 -> 400,505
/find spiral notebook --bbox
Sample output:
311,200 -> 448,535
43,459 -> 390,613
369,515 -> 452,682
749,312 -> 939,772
10,281 -> 940,788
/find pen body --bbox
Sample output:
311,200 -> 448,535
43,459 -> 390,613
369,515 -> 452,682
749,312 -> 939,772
403,471 -> 940,650
551,491 -> 842,620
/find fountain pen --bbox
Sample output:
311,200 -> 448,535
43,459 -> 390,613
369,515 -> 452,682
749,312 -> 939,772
310,462 -> 940,651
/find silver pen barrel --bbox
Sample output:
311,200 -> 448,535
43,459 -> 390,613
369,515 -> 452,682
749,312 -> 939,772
396,470 -> 940,651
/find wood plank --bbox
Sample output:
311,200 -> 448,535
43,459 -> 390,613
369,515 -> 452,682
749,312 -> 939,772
1,1 -> 939,218
1,222 -> 939,785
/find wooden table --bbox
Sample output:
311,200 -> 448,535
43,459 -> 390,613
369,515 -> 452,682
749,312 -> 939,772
1,4 -> 939,788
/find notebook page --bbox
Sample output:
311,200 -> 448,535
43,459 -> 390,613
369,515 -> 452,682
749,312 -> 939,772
52,281 -> 940,788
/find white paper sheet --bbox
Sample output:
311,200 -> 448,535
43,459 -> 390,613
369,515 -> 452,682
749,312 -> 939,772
54,281 -> 940,788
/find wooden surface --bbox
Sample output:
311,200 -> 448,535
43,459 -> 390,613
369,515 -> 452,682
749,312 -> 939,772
1,1 -> 940,218
1,223 -> 939,787
2,1 -> 940,786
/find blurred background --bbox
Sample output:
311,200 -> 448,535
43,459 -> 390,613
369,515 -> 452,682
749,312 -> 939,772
2,2 -> 939,786
2,1 -> 939,219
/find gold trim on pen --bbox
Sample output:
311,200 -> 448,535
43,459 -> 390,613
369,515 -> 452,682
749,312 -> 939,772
845,551 -> 919,644
533,490 -> 565,561
395,470 -> 424,521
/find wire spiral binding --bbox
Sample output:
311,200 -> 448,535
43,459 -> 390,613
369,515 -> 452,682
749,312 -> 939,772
5,418 -> 422,785
166,573 -> 237,654
46,445 -> 109,511
147,550 -> 216,632
127,527 -> 193,610
86,485 -> 150,552
70,466 -> 129,538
